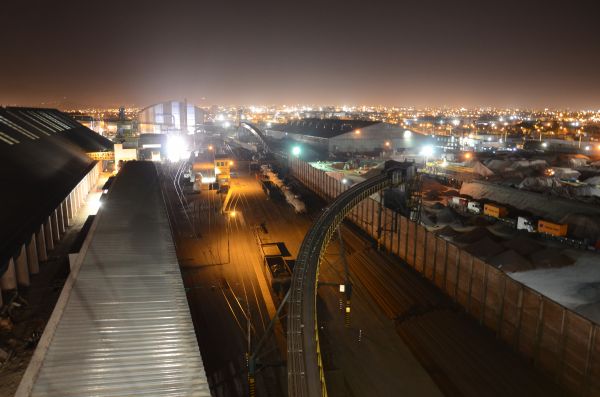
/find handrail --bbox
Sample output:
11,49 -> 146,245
287,165 -> 409,396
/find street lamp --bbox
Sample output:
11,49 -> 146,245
292,146 -> 301,157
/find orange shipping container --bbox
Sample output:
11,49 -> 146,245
538,220 -> 568,237
483,204 -> 508,218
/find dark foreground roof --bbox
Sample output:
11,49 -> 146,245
0,107 -> 113,267
269,118 -> 379,139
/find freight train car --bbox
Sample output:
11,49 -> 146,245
538,220 -> 568,237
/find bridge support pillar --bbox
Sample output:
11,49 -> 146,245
27,233 -> 39,275
57,204 -> 65,235
37,225 -> 47,261
0,258 -> 17,291
62,200 -> 69,227
51,209 -> 60,243
15,244 -> 30,287
66,194 -> 73,223
44,217 -> 54,251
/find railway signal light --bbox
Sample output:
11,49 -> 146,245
345,301 -> 351,327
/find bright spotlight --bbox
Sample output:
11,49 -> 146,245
229,161 -> 234,166
89,196 -> 102,215
342,178 -> 348,184
542,142 -> 548,148
229,210 -> 237,218
404,130 -> 412,138
166,135 -> 187,162
385,141 -> 391,147
420,145 -> 434,157
223,121 -> 231,128
355,129 -> 361,135
292,146 -> 301,157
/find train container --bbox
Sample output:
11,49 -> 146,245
483,204 -> 508,218
538,220 -> 568,237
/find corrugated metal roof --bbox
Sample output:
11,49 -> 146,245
24,161 -> 210,397
269,118 -> 379,139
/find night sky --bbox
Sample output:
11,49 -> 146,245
1,0 -> 599,109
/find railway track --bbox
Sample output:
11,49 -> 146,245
335,223 -> 566,397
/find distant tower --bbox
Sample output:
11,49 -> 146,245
118,107 -> 126,121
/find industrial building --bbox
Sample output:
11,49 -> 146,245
0,107 -> 112,303
264,118 -> 432,154
138,100 -> 206,134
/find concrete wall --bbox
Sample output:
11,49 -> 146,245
289,157 -> 600,397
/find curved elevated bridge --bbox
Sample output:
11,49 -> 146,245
287,161 -> 415,396
240,121 -> 271,153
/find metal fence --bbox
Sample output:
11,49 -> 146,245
289,157 -> 600,396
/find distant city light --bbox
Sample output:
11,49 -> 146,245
542,142 -> 548,148
403,130 -> 412,138
355,129 -> 361,135
229,161 -> 234,166
452,119 -> 460,126
223,121 -> 231,128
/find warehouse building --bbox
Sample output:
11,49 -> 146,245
0,107 -> 111,303
264,118 -> 432,154
138,100 -> 205,134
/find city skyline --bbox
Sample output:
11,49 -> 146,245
1,0 -> 599,109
